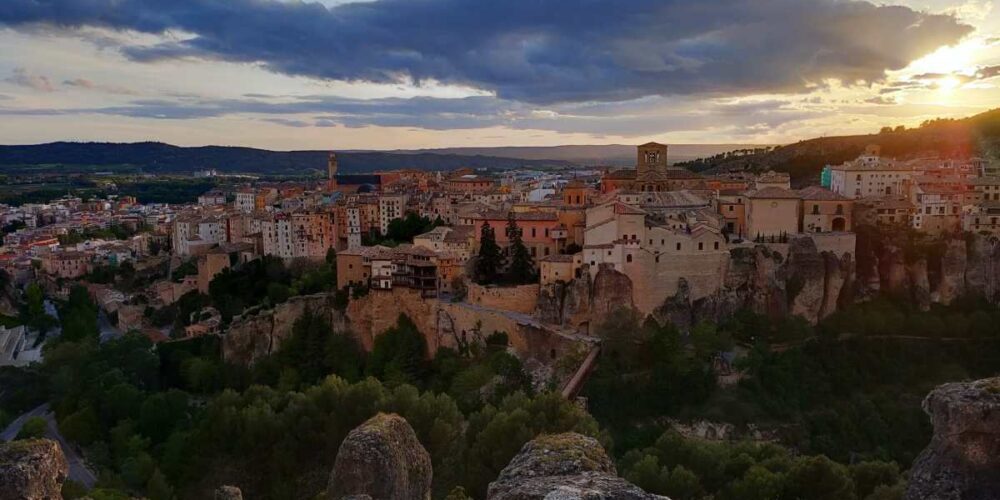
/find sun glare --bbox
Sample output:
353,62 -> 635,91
937,76 -> 961,92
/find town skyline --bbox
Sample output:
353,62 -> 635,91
0,0 -> 998,150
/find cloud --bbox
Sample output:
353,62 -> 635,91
4,68 -> 54,92
0,0 -> 974,104
864,95 -> 897,105
62,78 -> 138,95
0,92 -> 821,137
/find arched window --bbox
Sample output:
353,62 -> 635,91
626,254 -> 633,263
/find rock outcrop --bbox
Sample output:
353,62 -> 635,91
856,231 -> 1000,307
486,433 -> 667,500
905,377 -> 1000,500
0,439 -> 68,500
214,485 -> 243,500
328,413 -> 432,500
655,238 -> 853,326
537,264 -> 632,330
222,294 -> 346,365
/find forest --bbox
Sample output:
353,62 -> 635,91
2,283 -> 1000,499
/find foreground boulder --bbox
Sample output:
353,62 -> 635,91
487,433 -> 668,499
0,439 -> 68,500
214,485 -> 243,500
328,413 -> 432,500
905,377 -> 1000,500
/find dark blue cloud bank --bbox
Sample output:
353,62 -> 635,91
0,0 -> 973,104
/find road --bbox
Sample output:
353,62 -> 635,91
1,403 -> 98,488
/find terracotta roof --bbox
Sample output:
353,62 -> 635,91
603,169 -> 638,180
748,187 -> 801,200
798,186 -> 849,201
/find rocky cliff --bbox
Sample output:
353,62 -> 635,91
486,433 -> 667,499
855,229 -> 1000,309
905,377 -> 1000,500
541,231 -> 1000,329
0,439 -> 68,500
221,293 -> 347,365
536,263 -> 633,329
328,413 -> 433,500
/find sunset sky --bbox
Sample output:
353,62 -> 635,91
1,0 -> 999,150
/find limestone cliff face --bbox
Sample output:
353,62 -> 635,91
905,377 -> 1000,500
856,232 -> 1000,307
536,264 -> 632,330
0,439 -> 68,500
486,433 -> 667,500
657,238 -> 852,326
222,294 -> 347,365
328,413 -> 433,500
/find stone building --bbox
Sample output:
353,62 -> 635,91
600,142 -> 704,193
582,201 -> 728,313
40,251 -> 90,278
746,187 -> 801,240
799,186 -> 852,233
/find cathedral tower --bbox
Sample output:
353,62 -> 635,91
636,142 -> 668,177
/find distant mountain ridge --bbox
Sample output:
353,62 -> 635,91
0,141 -> 771,174
0,142 -> 577,174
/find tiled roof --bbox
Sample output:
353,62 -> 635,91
798,186 -> 850,201
748,187 -> 801,199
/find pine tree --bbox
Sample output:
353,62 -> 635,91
506,213 -> 535,284
475,221 -> 502,284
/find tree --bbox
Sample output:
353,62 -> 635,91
367,314 -> 428,386
59,286 -> 99,342
16,416 -> 48,440
24,283 -> 57,334
505,213 -> 535,284
475,221 -> 502,284
145,468 -> 175,500
785,455 -> 855,500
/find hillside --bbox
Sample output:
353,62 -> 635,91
390,143 -> 768,166
687,107 -> 1000,185
0,142 -> 576,174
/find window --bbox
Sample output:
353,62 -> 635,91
714,242 -> 719,250
531,228 -> 536,237
812,204 -> 819,215
676,243 -> 681,251
698,242 -> 704,250
626,254 -> 632,263
728,205 -> 734,212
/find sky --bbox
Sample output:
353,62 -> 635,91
0,0 -> 999,150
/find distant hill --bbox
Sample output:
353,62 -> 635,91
0,142 -> 577,174
390,144 -> 769,166
688,107 -> 1000,186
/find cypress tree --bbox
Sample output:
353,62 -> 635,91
475,221 -> 502,284
506,213 -> 535,284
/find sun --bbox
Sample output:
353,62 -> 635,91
937,76 -> 961,92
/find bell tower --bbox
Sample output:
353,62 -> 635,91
637,142 -> 668,177
327,152 -> 338,191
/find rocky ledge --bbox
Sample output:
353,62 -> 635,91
328,412 -> 433,500
905,377 -> 1000,500
486,433 -> 668,500
0,439 -> 68,500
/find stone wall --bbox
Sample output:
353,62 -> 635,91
467,283 -> 540,314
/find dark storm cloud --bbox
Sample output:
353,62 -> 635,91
0,0 -> 973,104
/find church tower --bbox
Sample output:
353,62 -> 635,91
327,152 -> 338,191
636,142 -> 668,177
